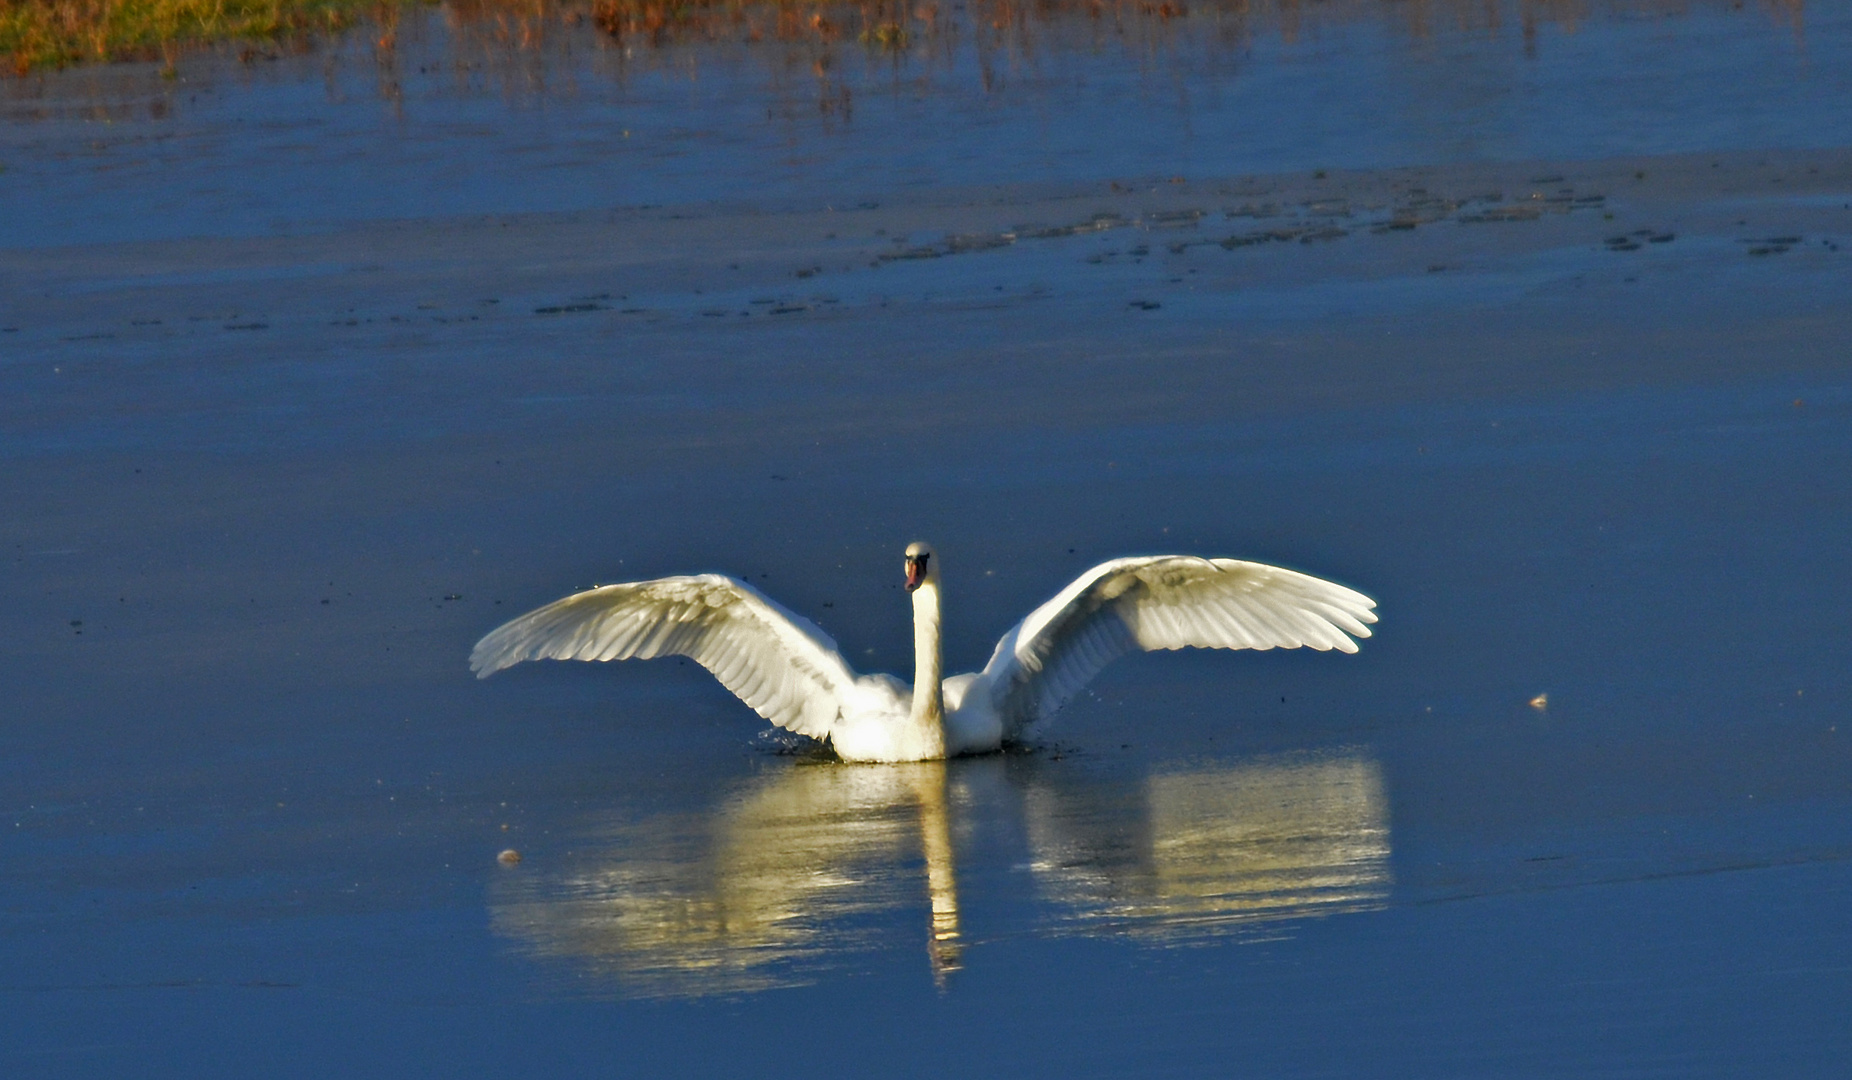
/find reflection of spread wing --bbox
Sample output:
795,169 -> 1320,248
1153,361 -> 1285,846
469,574 -> 861,740
486,763 -> 957,999
1023,755 -> 1392,939
972,557 -> 1378,735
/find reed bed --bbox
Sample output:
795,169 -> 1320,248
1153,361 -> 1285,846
1,0 -> 1806,76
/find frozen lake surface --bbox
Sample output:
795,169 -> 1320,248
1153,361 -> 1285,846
4,1 -> 1851,1075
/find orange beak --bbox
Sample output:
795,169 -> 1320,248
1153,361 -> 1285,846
905,557 -> 926,592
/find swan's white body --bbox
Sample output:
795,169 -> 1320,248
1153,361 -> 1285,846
470,546 -> 1377,763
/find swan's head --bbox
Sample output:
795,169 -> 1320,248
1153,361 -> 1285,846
904,542 -> 937,593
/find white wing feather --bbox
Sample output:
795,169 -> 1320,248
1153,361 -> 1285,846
975,557 -> 1378,737
469,575 -> 861,741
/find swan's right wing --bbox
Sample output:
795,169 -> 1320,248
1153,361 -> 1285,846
470,575 -> 861,741
975,556 -> 1377,737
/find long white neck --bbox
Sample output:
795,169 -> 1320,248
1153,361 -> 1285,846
910,580 -> 945,733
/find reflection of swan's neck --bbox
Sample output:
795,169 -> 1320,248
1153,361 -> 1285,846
909,579 -> 944,738
905,761 -> 962,986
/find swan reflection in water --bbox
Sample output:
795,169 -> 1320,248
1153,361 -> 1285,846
1022,756 -> 1390,942
488,751 -> 1389,998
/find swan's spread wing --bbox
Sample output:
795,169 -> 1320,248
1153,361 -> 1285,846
978,557 -> 1377,735
470,575 -> 860,740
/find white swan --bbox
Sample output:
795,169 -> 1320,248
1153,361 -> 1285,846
470,543 -> 1377,763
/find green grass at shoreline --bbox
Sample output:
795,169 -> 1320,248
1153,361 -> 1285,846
0,0 -> 427,74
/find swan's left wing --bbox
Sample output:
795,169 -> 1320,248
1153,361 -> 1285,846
973,556 -> 1377,737
469,574 -> 861,741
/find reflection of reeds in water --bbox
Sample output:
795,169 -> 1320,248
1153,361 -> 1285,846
390,0 -> 1811,113
1023,754 -> 1390,940
446,0 -> 1807,52
9,0 -> 1802,99
490,749 -> 1390,999
3,0 -> 1806,81
488,761 -> 963,998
